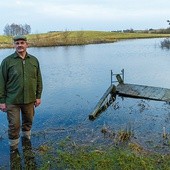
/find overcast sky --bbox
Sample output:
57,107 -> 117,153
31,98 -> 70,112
0,0 -> 170,34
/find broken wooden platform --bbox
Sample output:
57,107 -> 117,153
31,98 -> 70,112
116,83 -> 170,102
89,69 -> 170,120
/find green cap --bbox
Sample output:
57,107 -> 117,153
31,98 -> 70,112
13,35 -> 27,41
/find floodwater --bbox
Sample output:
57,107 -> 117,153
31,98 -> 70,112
0,38 -> 170,168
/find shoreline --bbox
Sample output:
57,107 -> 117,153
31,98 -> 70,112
0,31 -> 170,49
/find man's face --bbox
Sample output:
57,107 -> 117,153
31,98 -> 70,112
14,40 -> 28,53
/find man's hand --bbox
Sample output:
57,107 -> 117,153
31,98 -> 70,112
34,99 -> 41,107
0,103 -> 7,112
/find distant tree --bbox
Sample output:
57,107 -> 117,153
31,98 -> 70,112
160,20 -> 170,49
23,24 -> 31,34
165,20 -> 170,33
123,28 -> 134,33
3,23 -> 31,36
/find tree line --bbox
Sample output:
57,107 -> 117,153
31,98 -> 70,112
3,23 -> 31,36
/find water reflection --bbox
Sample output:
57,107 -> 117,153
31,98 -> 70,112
22,137 -> 37,169
10,138 -> 36,169
10,149 -> 21,170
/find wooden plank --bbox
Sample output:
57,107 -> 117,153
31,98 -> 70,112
162,89 -> 170,101
116,83 -> 170,102
89,84 -> 116,120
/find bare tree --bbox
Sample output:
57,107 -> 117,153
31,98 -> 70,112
3,24 -> 11,35
4,23 -> 31,36
24,24 -> 31,34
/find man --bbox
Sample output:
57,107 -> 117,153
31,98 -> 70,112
0,35 -> 43,152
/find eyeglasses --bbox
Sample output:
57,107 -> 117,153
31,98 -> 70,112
14,41 -> 26,45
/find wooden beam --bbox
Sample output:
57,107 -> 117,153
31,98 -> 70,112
89,84 -> 116,120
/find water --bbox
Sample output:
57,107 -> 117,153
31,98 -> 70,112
0,38 -> 170,167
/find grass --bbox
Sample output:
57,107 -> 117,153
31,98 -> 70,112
37,138 -> 170,170
36,126 -> 170,170
0,31 -> 170,48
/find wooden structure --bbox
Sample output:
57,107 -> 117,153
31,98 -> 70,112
117,83 -> 170,102
89,84 -> 116,120
89,69 -> 170,120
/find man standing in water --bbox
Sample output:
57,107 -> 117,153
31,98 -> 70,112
0,35 -> 43,153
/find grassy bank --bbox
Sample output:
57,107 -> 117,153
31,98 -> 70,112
0,31 -> 170,48
37,139 -> 170,170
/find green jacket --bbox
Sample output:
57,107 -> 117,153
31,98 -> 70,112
0,52 -> 43,104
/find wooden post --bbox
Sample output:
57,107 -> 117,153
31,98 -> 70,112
89,84 -> 116,120
116,74 -> 124,84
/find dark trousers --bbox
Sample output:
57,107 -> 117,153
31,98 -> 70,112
6,103 -> 35,143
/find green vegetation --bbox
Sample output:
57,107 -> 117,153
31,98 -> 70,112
0,35 -> 13,48
37,138 -> 170,170
36,127 -> 170,169
0,31 -> 170,48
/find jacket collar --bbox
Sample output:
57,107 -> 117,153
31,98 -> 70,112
13,51 -> 30,59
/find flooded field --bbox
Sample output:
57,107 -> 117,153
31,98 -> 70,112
0,38 -> 170,168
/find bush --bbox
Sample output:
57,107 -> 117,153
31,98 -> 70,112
161,38 -> 170,49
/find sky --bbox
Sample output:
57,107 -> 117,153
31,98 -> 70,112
0,0 -> 170,34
